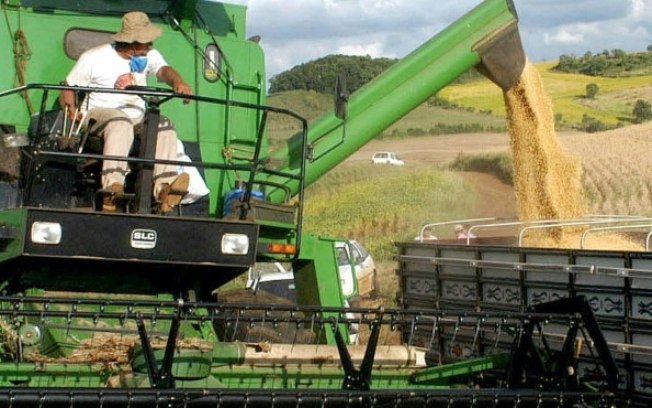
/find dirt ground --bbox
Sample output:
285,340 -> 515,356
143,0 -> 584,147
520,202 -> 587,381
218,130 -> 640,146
347,132 -> 518,218
347,132 -> 511,167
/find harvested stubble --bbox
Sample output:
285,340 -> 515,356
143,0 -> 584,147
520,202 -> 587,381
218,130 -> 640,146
22,334 -> 212,365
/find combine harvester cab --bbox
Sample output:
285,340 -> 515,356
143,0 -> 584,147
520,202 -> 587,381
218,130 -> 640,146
0,0 -> 312,295
0,0 -> 623,406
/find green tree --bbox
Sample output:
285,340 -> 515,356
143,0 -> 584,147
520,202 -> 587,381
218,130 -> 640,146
269,55 -> 397,94
612,49 -> 626,59
633,99 -> 652,123
585,83 -> 599,99
554,47 -> 652,76
581,114 -> 607,133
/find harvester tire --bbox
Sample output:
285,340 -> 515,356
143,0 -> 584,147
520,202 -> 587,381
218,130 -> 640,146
214,288 -> 316,344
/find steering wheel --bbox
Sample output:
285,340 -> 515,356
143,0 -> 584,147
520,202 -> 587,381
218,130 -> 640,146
125,85 -> 171,93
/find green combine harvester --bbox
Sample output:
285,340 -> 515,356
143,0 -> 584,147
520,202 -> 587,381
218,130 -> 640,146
0,0 -> 628,406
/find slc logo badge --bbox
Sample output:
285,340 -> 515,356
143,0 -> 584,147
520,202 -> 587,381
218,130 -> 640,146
131,229 -> 157,249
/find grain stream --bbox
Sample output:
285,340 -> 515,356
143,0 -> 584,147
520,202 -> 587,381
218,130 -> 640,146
505,61 -> 644,250
505,60 -> 584,224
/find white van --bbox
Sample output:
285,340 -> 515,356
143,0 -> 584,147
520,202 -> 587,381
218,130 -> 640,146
336,240 -> 377,298
371,151 -> 404,166
247,240 -> 376,300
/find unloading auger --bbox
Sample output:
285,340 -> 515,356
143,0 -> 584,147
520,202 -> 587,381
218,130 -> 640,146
265,0 -> 526,202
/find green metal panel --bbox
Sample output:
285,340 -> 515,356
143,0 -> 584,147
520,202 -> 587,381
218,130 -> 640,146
0,361 -> 438,389
0,363 -> 108,387
266,0 -> 521,202
410,353 -> 511,384
0,208 -> 26,263
293,233 -> 349,344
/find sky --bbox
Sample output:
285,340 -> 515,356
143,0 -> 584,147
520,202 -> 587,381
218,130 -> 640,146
223,0 -> 652,81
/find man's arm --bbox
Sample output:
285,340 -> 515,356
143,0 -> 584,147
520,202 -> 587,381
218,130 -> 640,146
157,66 -> 192,101
58,83 -> 78,118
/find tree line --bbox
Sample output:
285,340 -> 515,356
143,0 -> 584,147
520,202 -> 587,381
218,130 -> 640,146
271,48 -> 652,96
268,54 -> 483,95
554,47 -> 652,76
269,55 -> 396,94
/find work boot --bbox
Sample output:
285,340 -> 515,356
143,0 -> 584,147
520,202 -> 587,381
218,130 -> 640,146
157,173 -> 189,213
102,183 -> 124,212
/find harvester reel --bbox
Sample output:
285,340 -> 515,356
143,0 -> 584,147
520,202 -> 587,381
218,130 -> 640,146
333,315 -> 382,391
0,296 -> 619,408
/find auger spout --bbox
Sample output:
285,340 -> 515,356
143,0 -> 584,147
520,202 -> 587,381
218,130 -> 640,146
475,22 -> 526,91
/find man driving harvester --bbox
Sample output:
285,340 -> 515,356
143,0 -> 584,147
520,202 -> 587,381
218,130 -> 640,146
59,11 -> 192,213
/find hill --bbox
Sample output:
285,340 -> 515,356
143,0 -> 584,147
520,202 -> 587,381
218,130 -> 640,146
268,61 -> 652,131
266,89 -> 506,140
268,54 -> 483,95
269,55 -> 397,94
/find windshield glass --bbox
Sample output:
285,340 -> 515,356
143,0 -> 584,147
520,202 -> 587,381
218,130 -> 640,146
351,241 -> 369,263
257,279 -> 297,303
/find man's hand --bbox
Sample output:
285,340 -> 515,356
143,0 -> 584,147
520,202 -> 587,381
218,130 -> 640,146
172,79 -> 192,104
59,87 -> 80,120
158,66 -> 192,104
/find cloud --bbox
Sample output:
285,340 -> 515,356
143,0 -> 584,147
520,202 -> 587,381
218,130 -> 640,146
337,42 -> 387,58
524,0 -> 652,60
222,0 -> 652,76
518,0 -> 631,27
544,29 -> 585,46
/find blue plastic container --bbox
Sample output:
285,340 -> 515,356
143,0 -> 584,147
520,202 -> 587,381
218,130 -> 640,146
222,187 -> 264,217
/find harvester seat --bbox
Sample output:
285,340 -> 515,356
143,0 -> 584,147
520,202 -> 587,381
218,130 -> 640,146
23,109 -> 90,208
23,110 -> 210,215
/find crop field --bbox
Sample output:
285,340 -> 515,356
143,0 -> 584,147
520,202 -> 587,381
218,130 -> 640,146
266,89 -> 506,141
440,61 -> 652,126
562,123 -> 652,215
302,120 -> 652,262
302,165 -> 476,260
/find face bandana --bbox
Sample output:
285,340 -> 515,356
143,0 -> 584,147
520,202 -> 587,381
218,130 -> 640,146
130,56 -> 148,73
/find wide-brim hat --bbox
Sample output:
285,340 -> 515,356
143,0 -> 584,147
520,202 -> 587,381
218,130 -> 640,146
112,11 -> 162,44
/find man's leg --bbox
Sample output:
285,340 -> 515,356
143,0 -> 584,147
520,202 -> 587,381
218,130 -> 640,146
152,124 -> 178,198
152,119 -> 188,212
85,108 -> 135,211
87,108 -> 135,189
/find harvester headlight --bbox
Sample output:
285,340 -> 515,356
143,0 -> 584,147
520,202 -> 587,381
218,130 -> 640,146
31,222 -> 62,245
221,233 -> 249,255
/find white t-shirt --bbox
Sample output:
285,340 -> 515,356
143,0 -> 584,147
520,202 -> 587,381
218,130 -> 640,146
66,43 -> 168,118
